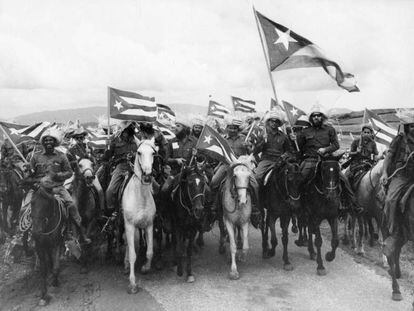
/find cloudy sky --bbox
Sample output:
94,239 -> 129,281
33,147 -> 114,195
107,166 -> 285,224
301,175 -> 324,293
0,0 -> 413,119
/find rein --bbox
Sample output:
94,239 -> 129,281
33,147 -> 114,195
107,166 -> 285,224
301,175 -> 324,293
35,190 -> 63,236
178,174 -> 206,217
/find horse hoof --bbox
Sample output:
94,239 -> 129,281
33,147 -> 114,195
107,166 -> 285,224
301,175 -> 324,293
317,268 -> 327,276
325,252 -> 335,262
356,251 -> 365,257
127,285 -> 140,294
39,299 -> 48,306
262,251 -> 271,259
123,267 -> 130,275
291,226 -> 298,234
283,263 -> 294,271
177,267 -> 183,277
80,266 -> 88,274
187,275 -> 195,283
229,271 -> 240,280
392,292 -> 403,301
218,245 -> 226,255
141,265 -> 150,274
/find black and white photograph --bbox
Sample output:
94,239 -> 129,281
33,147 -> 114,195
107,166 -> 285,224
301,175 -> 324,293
0,0 -> 414,310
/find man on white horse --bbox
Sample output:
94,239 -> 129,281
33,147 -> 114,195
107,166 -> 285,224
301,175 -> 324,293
25,128 -> 90,243
381,109 -> 414,236
67,127 -> 106,210
103,121 -> 137,213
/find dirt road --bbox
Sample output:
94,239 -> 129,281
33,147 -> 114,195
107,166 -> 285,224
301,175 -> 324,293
1,225 -> 413,311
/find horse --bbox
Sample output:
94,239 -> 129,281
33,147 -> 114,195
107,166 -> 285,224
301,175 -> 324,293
219,155 -> 255,280
0,166 -> 25,238
31,185 -> 65,306
122,138 -> 157,294
261,160 -> 302,271
171,164 -> 209,283
71,158 -> 104,272
302,157 -> 341,275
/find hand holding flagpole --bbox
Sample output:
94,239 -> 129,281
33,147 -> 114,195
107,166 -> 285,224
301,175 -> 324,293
0,124 -> 29,165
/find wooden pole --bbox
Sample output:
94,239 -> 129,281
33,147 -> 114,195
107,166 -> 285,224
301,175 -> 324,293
0,124 -> 29,165
107,87 -> 111,149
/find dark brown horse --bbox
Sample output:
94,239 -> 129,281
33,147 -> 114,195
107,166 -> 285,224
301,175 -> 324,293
302,157 -> 341,276
261,160 -> 302,270
171,166 -> 209,283
31,185 -> 65,306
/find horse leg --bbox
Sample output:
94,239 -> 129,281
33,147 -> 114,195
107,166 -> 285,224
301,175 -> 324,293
291,215 -> 298,233
367,216 -> 376,247
196,228 -> 204,248
395,241 -> 402,279
141,225 -> 153,274
218,215 -> 226,255
186,229 -> 195,283
356,215 -> 365,256
238,222 -> 249,263
225,220 -> 239,280
351,214 -> 358,250
261,211 -> 270,258
315,225 -> 326,275
307,225 -> 316,261
325,218 -> 339,262
281,216 -> 293,271
125,224 -> 139,294
37,249 -> 50,306
268,214 -> 277,258
51,245 -> 61,287
236,227 -> 243,250
154,226 -> 163,270
175,229 -> 184,277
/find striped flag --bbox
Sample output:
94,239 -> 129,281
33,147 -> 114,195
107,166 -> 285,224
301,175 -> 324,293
282,100 -> 307,125
86,128 -> 108,149
157,103 -> 176,125
196,125 -> 237,164
207,100 -> 231,119
231,96 -> 256,113
154,121 -> 175,141
108,87 -> 157,122
255,10 -> 359,92
0,121 -> 52,143
270,98 -> 279,110
363,108 -> 397,148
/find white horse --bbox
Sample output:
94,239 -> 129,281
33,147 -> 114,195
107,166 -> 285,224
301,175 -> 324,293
221,154 -> 255,280
122,138 -> 158,294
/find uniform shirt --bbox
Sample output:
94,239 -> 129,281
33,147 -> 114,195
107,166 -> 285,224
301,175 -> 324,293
225,133 -> 248,157
255,129 -> 291,161
350,137 -> 378,161
103,136 -> 137,165
166,135 -> 197,174
297,124 -> 339,158
30,149 -> 73,187
387,133 -> 414,176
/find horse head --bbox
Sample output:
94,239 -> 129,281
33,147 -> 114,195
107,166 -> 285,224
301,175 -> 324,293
78,158 -> 95,185
181,166 -> 207,220
318,159 -> 341,201
135,137 -> 158,184
282,160 -> 302,209
228,157 -> 253,206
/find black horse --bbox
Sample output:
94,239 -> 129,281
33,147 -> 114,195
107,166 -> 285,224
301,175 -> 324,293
171,166 -> 209,283
261,161 -> 303,270
301,157 -> 341,275
31,185 -> 65,306
0,166 -> 25,238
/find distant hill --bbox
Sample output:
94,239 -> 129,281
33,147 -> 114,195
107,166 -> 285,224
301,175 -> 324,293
12,103 -> 206,124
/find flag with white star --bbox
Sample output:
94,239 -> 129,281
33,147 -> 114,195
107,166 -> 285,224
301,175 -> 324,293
0,121 -> 52,145
255,10 -> 359,92
108,87 -> 157,122
282,101 -> 307,126
196,125 -> 237,164
231,96 -> 256,113
207,100 -> 231,119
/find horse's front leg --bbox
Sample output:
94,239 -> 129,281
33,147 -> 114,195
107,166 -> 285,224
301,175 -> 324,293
268,213 -> 278,258
307,223 -> 316,260
218,215 -> 226,254
314,225 -> 326,275
238,222 -> 249,263
225,220 -> 238,280
384,237 -> 402,301
325,217 -> 339,262
125,224 -> 139,294
281,215 -> 293,271
141,224 -> 153,274
175,228 -> 184,277
37,249 -> 50,306
356,215 -> 365,256
261,210 -> 270,258
186,228 -> 196,283
51,244 -> 61,287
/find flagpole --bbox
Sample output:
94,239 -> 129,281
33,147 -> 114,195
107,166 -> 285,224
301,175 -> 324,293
107,87 -> 111,149
0,124 -> 29,165
252,6 -> 299,151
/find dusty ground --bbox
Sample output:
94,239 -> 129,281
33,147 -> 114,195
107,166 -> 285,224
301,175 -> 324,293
0,222 -> 413,311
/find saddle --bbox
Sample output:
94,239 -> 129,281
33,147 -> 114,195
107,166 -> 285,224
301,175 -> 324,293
263,164 -> 278,186
349,162 -> 373,191
116,172 -> 133,205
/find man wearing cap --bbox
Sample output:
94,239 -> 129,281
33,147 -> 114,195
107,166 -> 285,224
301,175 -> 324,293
347,124 -> 378,188
103,122 -> 137,212
380,109 -> 414,238
191,118 -> 204,140
26,128 -> 90,243
67,127 -> 106,211
161,119 -> 197,193
294,104 -> 361,212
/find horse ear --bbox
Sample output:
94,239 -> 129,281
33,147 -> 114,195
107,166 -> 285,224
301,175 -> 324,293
134,136 -> 141,146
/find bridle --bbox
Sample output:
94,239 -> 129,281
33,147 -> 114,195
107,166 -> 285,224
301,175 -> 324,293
283,163 -> 301,201
314,160 -> 340,196
179,170 -> 207,217
134,140 -> 158,185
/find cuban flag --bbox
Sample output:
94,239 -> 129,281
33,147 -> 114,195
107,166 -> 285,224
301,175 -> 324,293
231,96 -> 256,113
108,87 -> 157,122
363,108 -> 397,148
207,100 -> 231,119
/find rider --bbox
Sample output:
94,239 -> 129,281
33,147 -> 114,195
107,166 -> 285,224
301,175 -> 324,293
67,127 -> 106,210
294,104 -> 362,213
347,124 -> 379,188
380,109 -> 414,236
0,138 -> 28,173
26,128 -> 90,243
103,121 -> 137,212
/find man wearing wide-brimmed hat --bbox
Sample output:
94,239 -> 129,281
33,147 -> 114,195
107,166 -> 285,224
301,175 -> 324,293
27,128 -> 90,243
381,109 -> 414,238
190,117 -> 205,139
